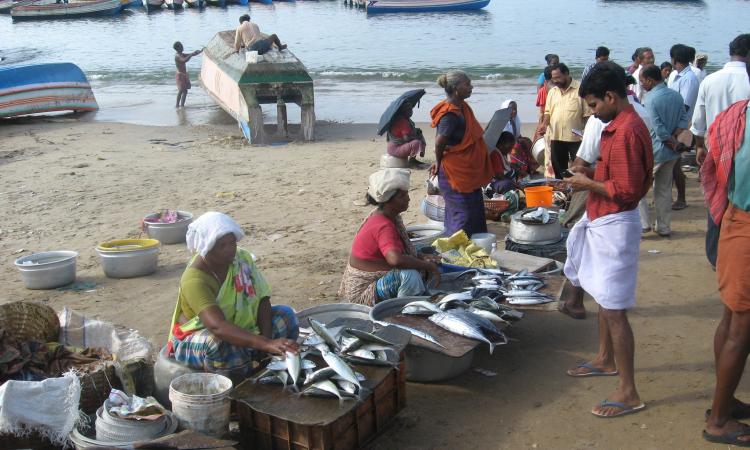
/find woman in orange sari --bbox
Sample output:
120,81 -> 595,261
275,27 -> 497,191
429,70 -> 494,236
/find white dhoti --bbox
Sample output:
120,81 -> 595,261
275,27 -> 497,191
564,208 -> 641,310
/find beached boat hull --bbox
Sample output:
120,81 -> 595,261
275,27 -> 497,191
200,30 -> 315,144
11,0 -> 121,20
366,0 -> 488,13
0,63 -> 98,118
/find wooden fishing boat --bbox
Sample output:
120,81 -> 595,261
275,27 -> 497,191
0,63 -> 98,118
0,0 -> 15,13
200,30 -> 315,144
119,0 -> 141,8
184,0 -> 203,8
142,0 -> 162,9
11,0 -> 121,20
365,0 -> 489,13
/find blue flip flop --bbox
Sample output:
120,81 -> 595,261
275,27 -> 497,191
566,361 -> 618,377
592,400 -> 646,418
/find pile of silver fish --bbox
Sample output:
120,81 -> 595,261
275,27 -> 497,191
466,269 -> 554,306
400,297 -> 514,354
253,318 -> 401,406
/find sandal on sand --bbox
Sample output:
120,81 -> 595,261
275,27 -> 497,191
705,403 -> 750,421
558,303 -> 586,320
591,400 -> 646,418
672,201 -> 688,210
566,361 -> 617,377
703,424 -> 750,447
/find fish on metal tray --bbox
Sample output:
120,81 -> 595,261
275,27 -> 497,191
321,349 -> 362,389
303,367 -> 337,385
309,318 -> 341,352
343,328 -> 396,347
401,300 -> 441,315
428,311 -> 496,354
374,320 -> 445,349
340,336 -> 362,354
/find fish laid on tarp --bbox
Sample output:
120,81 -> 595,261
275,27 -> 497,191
343,328 -> 396,347
321,349 -> 362,390
428,311 -> 496,354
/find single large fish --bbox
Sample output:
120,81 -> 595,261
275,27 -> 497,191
303,367 -> 336,386
343,328 -> 396,346
373,320 -> 445,349
309,318 -> 341,352
286,351 -> 301,391
321,349 -> 361,390
301,379 -> 346,405
449,309 -> 500,335
428,311 -> 496,354
467,307 -> 509,324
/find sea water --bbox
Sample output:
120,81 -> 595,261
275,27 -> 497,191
0,0 -> 745,127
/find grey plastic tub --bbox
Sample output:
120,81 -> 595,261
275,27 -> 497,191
96,246 -> 159,278
370,296 -> 475,383
14,251 -> 78,289
143,211 -> 193,245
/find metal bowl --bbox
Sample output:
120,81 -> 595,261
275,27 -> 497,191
96,246 -> 159,279
296,303 -> 372,325
406,224 -> 444,248
370,296 -> 475,383
14,251 -> 78,289
143,211 -> 193,245
508,210 -> 562,245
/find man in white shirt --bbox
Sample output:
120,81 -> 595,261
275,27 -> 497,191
631,47 -> 655,103
692,34 -> 750,267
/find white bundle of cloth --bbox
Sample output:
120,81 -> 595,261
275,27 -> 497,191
564,209 -> 642,310
0,372 -> 83,447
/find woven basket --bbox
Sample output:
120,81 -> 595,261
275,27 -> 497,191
484,198 -> 510,221
0,302 -> 59,344
78,362 -> 120,415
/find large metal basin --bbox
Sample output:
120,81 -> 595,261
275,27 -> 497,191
370,296 -> 475,383
143,211 -> 193,245
96,246 -> 159,279
14,250 -> 77,289
296,303 -> 372,325
509,210 -> 562,245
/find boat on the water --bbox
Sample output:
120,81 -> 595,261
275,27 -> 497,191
119,0 -> 141,8
365,0 -> 489,13
200,30 -> 315,144
165,0 -> 182,8
0,63 -> 98,118
11,0 -> 121,20
203,0 -> 222,6
142,0 -> 162,9
0,0 -> 16,13
184,0 -> 202,7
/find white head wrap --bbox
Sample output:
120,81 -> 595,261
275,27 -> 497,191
367,168 -> 411,203
186,211 -> 245,257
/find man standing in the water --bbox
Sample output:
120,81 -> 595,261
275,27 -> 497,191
173,41 -> 202,108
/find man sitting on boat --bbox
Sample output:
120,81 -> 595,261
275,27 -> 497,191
234,14 -> 287,56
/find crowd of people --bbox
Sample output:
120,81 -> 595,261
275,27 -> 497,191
160,24 -> 750,446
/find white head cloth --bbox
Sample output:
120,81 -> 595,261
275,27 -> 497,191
367,168 -> 411,203
186,211 -> 245,257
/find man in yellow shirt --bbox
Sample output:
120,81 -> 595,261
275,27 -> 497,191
233,14 -> 286,56
535,63 -> 591,179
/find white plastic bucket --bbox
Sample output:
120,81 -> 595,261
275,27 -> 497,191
169,373 -> 232,438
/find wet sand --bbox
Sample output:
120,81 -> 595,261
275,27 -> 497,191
0,116 -> 733,449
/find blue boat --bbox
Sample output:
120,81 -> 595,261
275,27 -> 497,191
0,63 -> 98,118
11,0 -> 122,20
366,0 -> 488,13
119,0 -> 141,8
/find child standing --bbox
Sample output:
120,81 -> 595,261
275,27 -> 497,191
173,41 -> 202,108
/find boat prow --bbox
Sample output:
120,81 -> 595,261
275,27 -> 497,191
0,63 -> 99,118
200,30 -> 315,144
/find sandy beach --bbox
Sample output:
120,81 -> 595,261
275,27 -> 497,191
0,116 -> 735,449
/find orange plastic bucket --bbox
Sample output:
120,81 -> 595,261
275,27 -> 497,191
524,186 -> 553,207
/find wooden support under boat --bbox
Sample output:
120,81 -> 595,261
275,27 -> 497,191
200,30 -> 315,145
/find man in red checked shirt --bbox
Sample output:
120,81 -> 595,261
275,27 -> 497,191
562,61 -> 654,419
